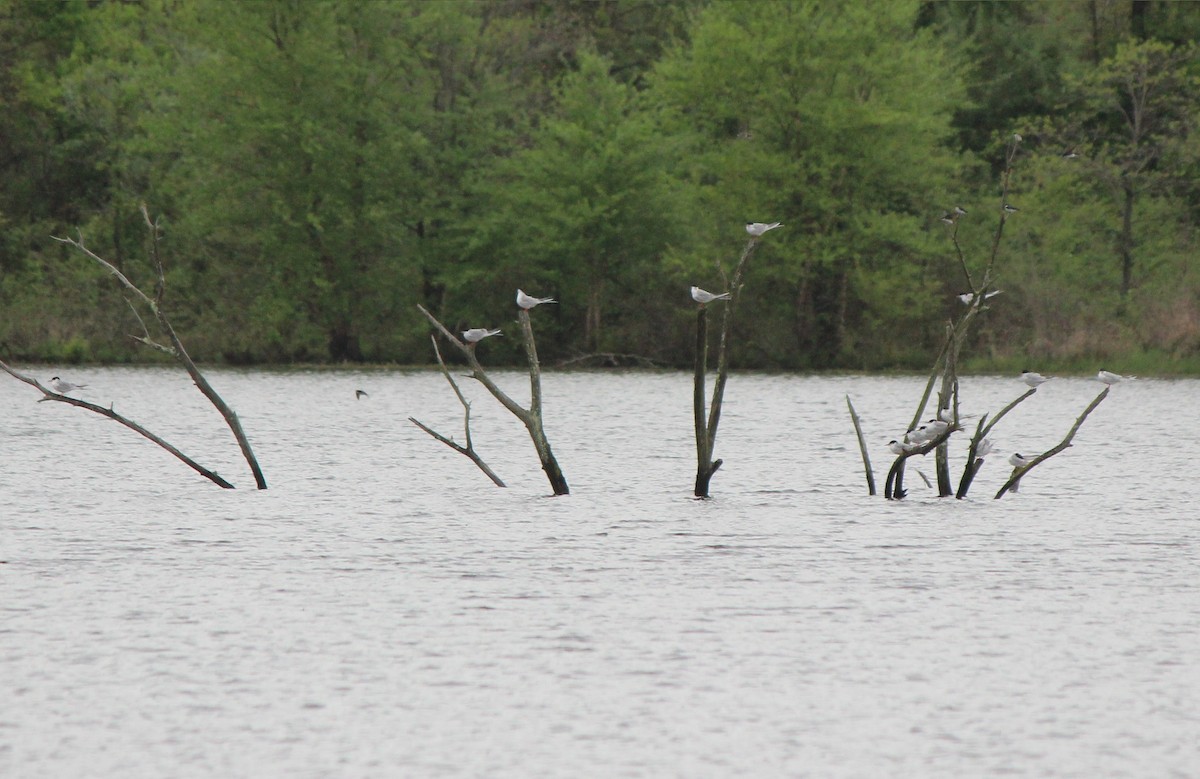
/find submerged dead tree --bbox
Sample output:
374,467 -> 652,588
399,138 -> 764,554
53,207 -> 267,489
408,336 -> 506,487
693,223 -> 779,498
417,300 -> 569,495
870,135 -> 1022,500
0,359 -> 234,488
995,387 -> 1111,499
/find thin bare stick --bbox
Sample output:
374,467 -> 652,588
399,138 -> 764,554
995,387 -> 1110,499
0,359 -> 234,489
408,336 -> 505,487
846,395 -> 876,496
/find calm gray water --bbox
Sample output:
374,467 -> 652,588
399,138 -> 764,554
3,367 -> 1198,777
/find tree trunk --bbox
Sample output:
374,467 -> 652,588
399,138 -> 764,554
1120,182 -> 1135,299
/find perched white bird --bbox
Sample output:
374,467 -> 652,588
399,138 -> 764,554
690,286 -> 732,304
888,439 -> 919,456
939,212 -> 956,225
1012,133 -> 1023,143
49,376 -> 86,394
976,438 -> 995,458
953,205 -> 968,216
904,427 -> 926,445
1003,203 -> 1019,214
516,289 -> 556,310
1009,452 -> 1032,468
957,290 -> 1003,305
924,419 -> 950,439
462,328 -> 502,344
745,222 -> 782,237
1096,369 -> 1134,385
1020,370 -> 1050,388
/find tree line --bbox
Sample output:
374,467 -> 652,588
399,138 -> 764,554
2,0 -> 1199,371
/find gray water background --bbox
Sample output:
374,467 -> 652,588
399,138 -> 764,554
3,367 -> 1198,777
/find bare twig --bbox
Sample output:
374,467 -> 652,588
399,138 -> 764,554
408,336 -> 505,487
0,359 -> 234,489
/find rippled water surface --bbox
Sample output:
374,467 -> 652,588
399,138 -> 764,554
3,367 -> 1199,777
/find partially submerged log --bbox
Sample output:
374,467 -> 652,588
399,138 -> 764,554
0,359 -> 234,489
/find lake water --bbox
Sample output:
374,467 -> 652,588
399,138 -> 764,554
3,366 -> 1198,777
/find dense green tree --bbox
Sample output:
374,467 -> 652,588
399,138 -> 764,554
653,0 -> 966,368
449,51 -> 694,360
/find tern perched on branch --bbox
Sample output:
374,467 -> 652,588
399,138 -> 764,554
745,222 -> 782,237
1020,370 -> 1050,388
462,328 -> 502,344
49,376 -> 87,394
1096,369 -> 1134,385
1009,452 -> 1031,468
690,286 -> 731,305
957,290 -> 1002,305
516,289 -> 556,310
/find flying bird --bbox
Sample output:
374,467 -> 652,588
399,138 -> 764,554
1020,370 -> 1050,388
690,286 -> 732,305
49,376 -> 86,394
1096,369 -> 1134,385
462,328 -> 502,344
976,439 -> 995,458
957,290 -> 1003,305
355,389 -> 369,400
1009,452 -> 1032,468
745,222 -> 782,237
516,289 -> 556,310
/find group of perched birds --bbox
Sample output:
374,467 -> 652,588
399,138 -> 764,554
887,368 -> 1135,471
466,222 -> 785,342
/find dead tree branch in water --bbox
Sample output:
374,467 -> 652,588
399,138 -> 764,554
408,337 -> 505,488
416,303 -> 569,495
0,359 -> 234,489
955,387 -> 1038,498
846,395 -> 876,496
52,208 -> 266,489
995,387 -> 1110,499
693,234 -> 768,498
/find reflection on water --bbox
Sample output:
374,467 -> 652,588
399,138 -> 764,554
3,368 -> 1199,777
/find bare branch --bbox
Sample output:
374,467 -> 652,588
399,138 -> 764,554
846,395 -> 876,496
995,387 -> 1111,499
0,359 -> 234,489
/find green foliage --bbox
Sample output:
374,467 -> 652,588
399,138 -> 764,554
2,0 -> 1200,370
